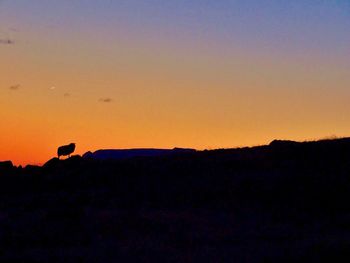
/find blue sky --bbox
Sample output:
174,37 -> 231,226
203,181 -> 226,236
2,0 -> 350,55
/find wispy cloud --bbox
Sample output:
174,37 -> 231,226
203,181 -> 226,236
9,84 -> 20,91
0,39 -> 15,45
99,97 -> 113,103
64,93 -> 71,98
9,27 -> 19,32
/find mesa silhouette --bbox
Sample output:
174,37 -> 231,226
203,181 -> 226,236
83,147 -> 195,160
1,138 -> 350,262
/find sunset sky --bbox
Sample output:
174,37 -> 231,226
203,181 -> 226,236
1,0 -> 350,166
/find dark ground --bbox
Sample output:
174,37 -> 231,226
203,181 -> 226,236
1,138 -> 350,262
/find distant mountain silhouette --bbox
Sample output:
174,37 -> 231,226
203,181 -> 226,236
82,147 -> 196,160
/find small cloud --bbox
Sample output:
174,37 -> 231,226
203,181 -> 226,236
63,93 -> 71,98
99,97 -> 113,103
50,86 -> 56,90
9,27 -> 19,32
9,84 -> 20,91
0,39 -> 15,45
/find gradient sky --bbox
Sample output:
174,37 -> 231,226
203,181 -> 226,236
1,0 -> 350,165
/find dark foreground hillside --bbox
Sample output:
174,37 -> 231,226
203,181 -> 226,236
1,138 -> 350,262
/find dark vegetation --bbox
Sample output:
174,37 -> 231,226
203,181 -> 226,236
1,138 -> 350,262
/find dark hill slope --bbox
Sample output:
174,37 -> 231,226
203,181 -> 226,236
1,138 -> 350,262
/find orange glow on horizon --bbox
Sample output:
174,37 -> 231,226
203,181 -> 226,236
1,4 -> 350,166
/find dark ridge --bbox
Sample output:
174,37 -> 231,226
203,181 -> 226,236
1,137 -> 350,262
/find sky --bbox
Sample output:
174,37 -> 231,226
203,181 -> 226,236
1,0 -> 350,166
